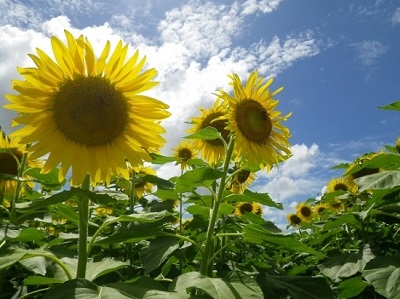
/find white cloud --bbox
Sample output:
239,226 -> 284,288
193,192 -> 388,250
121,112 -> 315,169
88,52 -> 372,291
352,40 -> 388,66
392,8 -> 400,24
241,0 -> 283,15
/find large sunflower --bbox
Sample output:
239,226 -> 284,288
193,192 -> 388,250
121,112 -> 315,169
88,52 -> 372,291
5,30 -> 170,186
218,70 -> 291,170
188,98 -> 230,165
172,140 -> 198,171
326,177 -> 358,194
296,203 -> 313,222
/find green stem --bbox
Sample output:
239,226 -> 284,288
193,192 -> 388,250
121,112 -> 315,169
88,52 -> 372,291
129,170 -> 136,214
10,152 -> 28,223
199,138 -> 235,276
161,232 -> 204,255
209,237 -> 242,267
76,174 -> 90,279
17,287 -> 50,299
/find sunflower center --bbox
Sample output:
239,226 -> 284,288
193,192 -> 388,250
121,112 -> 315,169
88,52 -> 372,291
236,170 -> 251,184
317,207 -> 326,214
0,150 -> 22,176
334,183 -> 348,192
290,214 -> 301,225
239,202 -> 253,214
201,112 -> 230,146
235,99 -> 272,144
300,206 -> 311,217
179,148 -> 192,161
53,76 -> 128,146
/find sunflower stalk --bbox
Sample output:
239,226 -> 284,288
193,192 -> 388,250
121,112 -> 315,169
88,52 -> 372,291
10,151 -> 28,223
76,174 -> 90,279
199,137 -> 235,276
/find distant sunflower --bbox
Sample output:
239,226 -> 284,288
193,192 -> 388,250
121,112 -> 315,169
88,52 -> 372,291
346,152 -> 381,180
0,130 -> 35,198
188,98 -> 230,165
228,167 -> 256,194
314,203 -> 328,218
396,137 -> 400,154
234,202 -> 263,216
130,164 -> 156,199
218,70 -> 291,171
172,140 -> 198,171
5,30 -> 170,186
287,213 -> 301,227
94,206 -> 113,216
296,203 -> 313,222
327,177 -> 358,194
329,199 -> 344,212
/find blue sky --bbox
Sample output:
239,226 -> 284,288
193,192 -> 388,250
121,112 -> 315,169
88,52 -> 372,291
0,0 -> 399,229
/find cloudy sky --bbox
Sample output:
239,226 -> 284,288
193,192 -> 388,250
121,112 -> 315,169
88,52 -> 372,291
1,0 -> 399,229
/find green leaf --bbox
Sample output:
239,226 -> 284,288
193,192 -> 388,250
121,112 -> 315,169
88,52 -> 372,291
102,211 -> 170,226
150,153 -> 177,165
19,256 -> 47,276
141,237 -> 180,274
242,224 -> 324,259
24,276 -> 64,286
363,256 -> 400,299
226,190 -> 282,210
378,100 -> 400,111
337,276 -> 368,299
43,279 -> 134,299
192,277 -> 259,299
187,205 -> 210,219
319,246 -> 375,282
258,273 -> 334,299
184,126 -> 221,140
223,271 -> 263,299
0,249 -> 26,270
355,170 -> 400,192
86,259 -> 130,281
94,225 -> 164,245
175,167 -> 223,193
9,227 -> 43,243
25,167 -> 65,190
169,272 -> 205,294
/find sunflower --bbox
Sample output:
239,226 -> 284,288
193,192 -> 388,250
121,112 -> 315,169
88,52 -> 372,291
329,199 -> 344,212
5,30 -> 170,186
314,203 -> 328,218
94,206 -> 113,216
0,130 -> 36,199
172,140 -> 198,171
129,164 -> 156,199
396,137 -> 400,154
346,152 -> 381,180
188,98 -> 230,165
228,167 -> 256,194
326,177 -> 358,194
234,202 -> 263,216
218,70 -> 291,171
287,213 -> 301,226
296,203 -> 313,222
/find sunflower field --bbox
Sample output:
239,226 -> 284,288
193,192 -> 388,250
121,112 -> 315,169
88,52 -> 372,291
1,30 -> 400,299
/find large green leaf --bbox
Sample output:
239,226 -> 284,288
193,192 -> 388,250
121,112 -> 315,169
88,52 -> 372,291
169,272 -> 205,294
319,246 -> 375,282
175,168 -> 223,193
150,153 -> 177,165
337,276 -> 368,299
355,170 -> 400,192
378,100 -> 400,111
19,256 -> 47,276
24,276 -> 64,286
226,190 -> 282,209
102,211 -> 170,226
363,256 -> 400,299
43,279 -> 134,299
25,167 -> 65,190
141,237 -> 180,274
86,259 -> 130,281
242,224 -> 324,259
184,127 -> 221,141
257,274 -> 334,299
0,249 -> 26,270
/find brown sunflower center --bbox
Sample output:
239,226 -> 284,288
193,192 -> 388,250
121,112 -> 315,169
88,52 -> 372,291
53,76 -> 128,146
239,202 -> 253,214
300,206 -> 312,217
201,112 -> 230,146
334,183 -> 348,192
0,150 -> 23,176
179,148 -> 193,161
236,170 -> 251,184
290,214 -> 301,225
317,206 -> 326,214
235,99 -> 272,144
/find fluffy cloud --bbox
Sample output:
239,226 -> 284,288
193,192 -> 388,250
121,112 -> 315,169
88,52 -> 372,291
352,40 -> 388,66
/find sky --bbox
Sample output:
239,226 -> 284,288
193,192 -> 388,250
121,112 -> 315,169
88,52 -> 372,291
0,0 -> 399,230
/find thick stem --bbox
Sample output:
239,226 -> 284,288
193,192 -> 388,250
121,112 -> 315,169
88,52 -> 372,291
199,138 -> 235,276
10,152 -> 28,223
76,174 -> 90,279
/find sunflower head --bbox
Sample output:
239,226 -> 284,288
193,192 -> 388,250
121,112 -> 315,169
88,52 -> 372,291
327,177 -> 358,194
315,203 -> 328,218
189,98 -> 230,165
234,202 -> 263,216
346,152 -> 381,180
329,199 -> 344,212
287,213 -> 301,227
396,137 -> 400,154
296,203 -> 313,222
5,30 -> 170,186
130,164 -> 157,199
218,70 -> 291,171
228,167 -> 256,194
172,140 -> 198,171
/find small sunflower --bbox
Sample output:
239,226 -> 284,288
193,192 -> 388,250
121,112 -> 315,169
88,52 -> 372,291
5,30 -> 170,186
296,203 -> 313,222
396,137 -> 400,154
94,206 -> 113,216
218,70 -> 291,171
287,213 -> 301,226
188,98 -> 230,165
234,202 -> 263,216
314,203 -> 328,218
172,140 -> 198,171
228,167 -> 256,194
0,130 -> 36,198
130,164 -> 156,199
329,199 -> 344,212
326,177 -> 358,194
